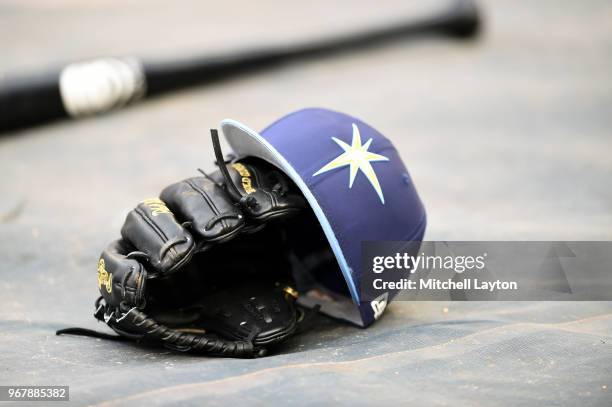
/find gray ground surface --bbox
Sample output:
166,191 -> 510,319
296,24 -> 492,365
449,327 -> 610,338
1,0 -> 611,405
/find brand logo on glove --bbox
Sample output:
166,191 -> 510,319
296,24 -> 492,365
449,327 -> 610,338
142,198 -> 171,216
231,163 -> 256,194
97,258 -> 113,294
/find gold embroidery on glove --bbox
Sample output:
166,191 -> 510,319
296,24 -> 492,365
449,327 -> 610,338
231,163 -> 256,194
142,198 -> 171,216
97,258 -> 113,294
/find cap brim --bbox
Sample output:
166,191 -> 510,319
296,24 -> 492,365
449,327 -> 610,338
221,119 -> 361,307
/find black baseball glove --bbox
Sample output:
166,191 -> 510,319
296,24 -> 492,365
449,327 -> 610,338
57,130 -> 319,358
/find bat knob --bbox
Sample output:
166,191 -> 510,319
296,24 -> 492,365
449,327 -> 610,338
443,0 -> 482,39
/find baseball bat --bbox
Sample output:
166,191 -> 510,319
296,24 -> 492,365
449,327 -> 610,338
0,0 -> 480,133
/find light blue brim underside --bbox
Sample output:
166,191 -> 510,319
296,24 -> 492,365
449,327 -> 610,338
221,119 -> 361,307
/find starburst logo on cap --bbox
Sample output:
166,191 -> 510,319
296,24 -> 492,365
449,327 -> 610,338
313,123 -> 389,204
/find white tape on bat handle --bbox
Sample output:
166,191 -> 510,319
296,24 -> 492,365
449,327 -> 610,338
59,58 -> 146,117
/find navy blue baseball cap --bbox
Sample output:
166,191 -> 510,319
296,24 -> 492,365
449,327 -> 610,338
221,108 -> 426,327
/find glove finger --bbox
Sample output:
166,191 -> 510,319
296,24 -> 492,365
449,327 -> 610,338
160,176 -> 245,244
98,239 -> 147,310
210,160 -> 306,223
121,198 -> 195,276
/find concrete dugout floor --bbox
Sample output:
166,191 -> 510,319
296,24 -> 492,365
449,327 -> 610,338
1,0 -> 611,405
